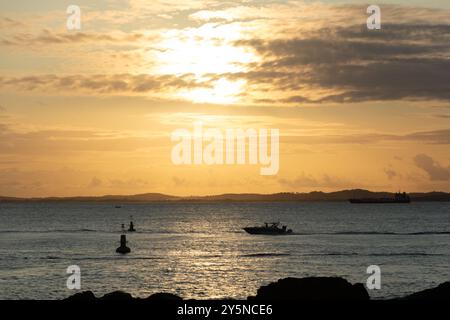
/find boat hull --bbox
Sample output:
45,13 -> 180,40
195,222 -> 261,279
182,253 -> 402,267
243,227 -> 292,235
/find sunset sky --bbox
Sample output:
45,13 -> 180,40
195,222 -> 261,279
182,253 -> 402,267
1,0 -> 450,197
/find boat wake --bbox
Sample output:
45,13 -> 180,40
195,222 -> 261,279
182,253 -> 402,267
293,231 -> 450,236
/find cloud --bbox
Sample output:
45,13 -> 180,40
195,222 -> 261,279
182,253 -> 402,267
237,36 -> 450,66
88,177 -> 102,188
278,173 -> 352,189
1,29 -> 153,46
0,123 -> 167,155
282,129 -> 450,145
404,129 -> 450,144
172,176 -> 188,187
414,154 -> 450,181
0,74 -> 210,95
109,178 -> 149,188
231,21 -> 450,103
0,17 -> 23,29
334,23 -> 450,43
384,168 -> 398,180
2,4 -> 450,104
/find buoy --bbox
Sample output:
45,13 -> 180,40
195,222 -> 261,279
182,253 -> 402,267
116,234 -> 130,254
128,216 -> 136,232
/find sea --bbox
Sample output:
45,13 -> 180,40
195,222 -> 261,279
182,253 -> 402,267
0,201 -> 449,300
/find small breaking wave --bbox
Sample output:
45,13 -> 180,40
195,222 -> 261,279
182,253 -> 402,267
301,252 -> 444,257
295,231 -> 450,236
43,256 -> 62,260
2,229 -> 450,236
303,252 -> 359,256
240,253 -> 291,258
40,256 -> 162,261
366,252 -> 444,257
407,231 -> 450,235
0,229 -> 97,234
334,231 -> 450,236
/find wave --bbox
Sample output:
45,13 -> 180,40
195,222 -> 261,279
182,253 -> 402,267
2,229 -> 450,236
335,231 -> 450,235
15,251 -> 447,262
295,231 -> 450,236
0,229 -> 97,234
407,231 -> 450,235
40,256 -> 162,261
240,253 -> 291,258
365,252 -> 444,257
40,253 -> 293,260
0,229 -> 216,235
304,252 -> 359,256
302,252 -> 443,257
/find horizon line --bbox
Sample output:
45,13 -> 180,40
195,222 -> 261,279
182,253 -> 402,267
1,188 -> 449,201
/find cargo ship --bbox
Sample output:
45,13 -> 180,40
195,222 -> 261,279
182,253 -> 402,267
349,192 -> 410,203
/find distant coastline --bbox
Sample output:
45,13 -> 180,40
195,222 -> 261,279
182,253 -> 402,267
1,189 -> 450,203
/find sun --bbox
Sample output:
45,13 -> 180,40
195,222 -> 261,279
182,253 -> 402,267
152,22 -> 258,104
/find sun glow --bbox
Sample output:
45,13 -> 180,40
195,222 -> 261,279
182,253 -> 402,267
179,78 -> 246,104
153,23 -> 258,104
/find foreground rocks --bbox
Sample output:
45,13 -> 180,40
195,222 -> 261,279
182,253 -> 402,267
249,277 -> 369,300
401,282 -> 450,300
64,290 -> 182,301
63,277 -> 450,301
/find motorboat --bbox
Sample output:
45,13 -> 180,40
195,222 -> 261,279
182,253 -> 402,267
244,222 -> 292,235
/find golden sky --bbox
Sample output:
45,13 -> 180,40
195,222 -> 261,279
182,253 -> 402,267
1,0 -> 450,197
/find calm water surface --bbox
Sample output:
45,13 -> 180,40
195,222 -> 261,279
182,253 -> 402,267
1,202 -> 449,300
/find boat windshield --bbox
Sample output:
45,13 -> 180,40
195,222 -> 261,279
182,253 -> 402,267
264,222 -> 280,228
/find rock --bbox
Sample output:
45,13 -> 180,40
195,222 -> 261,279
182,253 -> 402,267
250,277 -> 370,300
100,291 -> 134,300
145,292 -> 183,301
401,282 -> 450,300
64,290 -> 182,301
62,278 -> 450,301
63,291 -> 96,301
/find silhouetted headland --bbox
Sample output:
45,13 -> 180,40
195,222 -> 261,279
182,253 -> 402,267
1,189 -> 450,203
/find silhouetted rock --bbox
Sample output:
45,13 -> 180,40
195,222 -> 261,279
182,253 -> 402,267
145,293 -> 183,301
64,291 -> 96,301
249,277 -> 370,300
64,290 -> 182,301
100,291 -> 133,300
401,282 -> 450,300
63,278 -> 450,302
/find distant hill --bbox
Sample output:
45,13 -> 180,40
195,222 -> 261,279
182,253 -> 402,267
184,190 -> 450,202
0,193 -> 180,203
1,189 -> 450,203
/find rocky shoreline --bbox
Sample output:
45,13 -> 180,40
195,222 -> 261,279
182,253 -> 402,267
64,276 -> 450,301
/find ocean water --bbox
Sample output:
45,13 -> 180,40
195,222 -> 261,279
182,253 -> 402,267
0,201 -> 449,300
